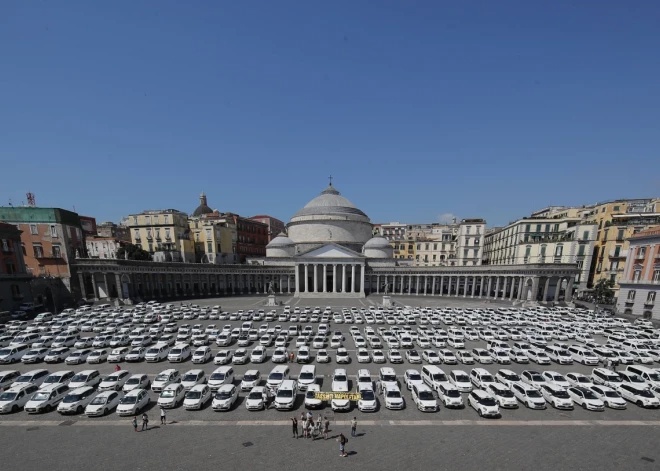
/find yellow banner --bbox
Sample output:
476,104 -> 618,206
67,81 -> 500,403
314,392 -> 361,401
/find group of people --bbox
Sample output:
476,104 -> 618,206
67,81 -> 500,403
290,413 -> 358,458
291,411 -> 329,439
131,413 -> 149,432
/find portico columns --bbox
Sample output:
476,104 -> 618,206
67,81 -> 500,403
376,275 -> 380,294
304,264 -> 309,293
423,276 -> 427,296
323,265 -> 327,293
554,278 -> 562,302
479,277 -> 484,298
440,276 -> 444,296
509,278 -> 516,300
91,273 -> 100,300
566,277 -> 575,301
487,277 -> 492,299
351,264 -> 356,293
416,275 -> 420,296
471,277 -> 476,298
501,277 -> 508,300
78,273 -> 86,299
543,278 -> 550,303
333,265 -> 338,293
115,273 -> 123,299
341,265 -> 347,293
494,277 -> 500,299
314,264 -> 319,293
360,266 -> 365,295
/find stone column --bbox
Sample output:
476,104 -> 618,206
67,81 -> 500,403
288,275 -> 292,294
323,265 -> 327,293
517,278 -> 524,301
279,275 -> 284,294
231,274 -> 236,295
566,276 -> 575,301
554,277 -> 562,302
431,276 -> 436,296
509,277 -> 516,300
341,264 -> 346,293
78,273 -> 86,299
351,264 -> 356,293
91,273 -> 100,300
494,277 -> 500,299
440,276 -> 444,296
313,264 -> 318,293
360,266 -> 365,295
376,275 -> 380,294
294,266 -> 300,294
400,275 -> 404,295
543,278 -> 550,303
531,277 -> 540,302
471,277 -> 476,298
415,275 -> 420,296
479,277 -> 484,298
501,277 -> 508,300
115,273 -> 123,299
333,264 -> 338,293
304,264 -> 309,293
461,276 -> 466,298
487,277 -> 492,299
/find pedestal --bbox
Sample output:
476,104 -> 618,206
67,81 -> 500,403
267,295 -> 277,307
382,296 -> 392,307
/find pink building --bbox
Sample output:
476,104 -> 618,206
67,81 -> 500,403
617,227 -> 660,318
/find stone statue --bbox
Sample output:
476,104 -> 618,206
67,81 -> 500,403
268,284 -> 275,295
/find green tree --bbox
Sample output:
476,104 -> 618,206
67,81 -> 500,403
117,244 -> 152,261
593,278 -> 615,304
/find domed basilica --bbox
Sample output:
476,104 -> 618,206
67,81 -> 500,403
262,182 -> 397,298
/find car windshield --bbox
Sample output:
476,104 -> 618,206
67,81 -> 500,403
552,390 -> 570,398
210,373 -> 225,381
160,390 -> 176,398
604,391 -> 621,398
527,390 -> 543,398
186,391 -> 201,399
299,373 -> 314,380
277,390 -> 293,398
577,377 -> 590,383
361,390 -> 375,400
497,390 -> 515,398
445,389 -> 461,398
155,374 -> 171,382
648,373 -> 660,381
120,395 -> 138,404
183,374 -> 199,382
418,391 -> 434,400
481,375 -> 494,382
90,396 -> 107,405
386,390 -> 401,398
0,349 -> 13,356
63,394 -> 83,403
170,349 -> 181,355
16,375 -> 34,383
433,374 -> 447,382
244,374 -> 258,381
268,373 -> 283,381
30,392 -> 50,402
126,378 -> 140,385
334,375 -> 347,382
235,351 -> 246,357
638,389 -> 654,398
44,376 -> 61,384
305,391 -> 316,399
71,374 -> 88,383
409,374 -> 422,381
479,398 -> 497,406
147,349 -> 159,354
216,391 -> 233,399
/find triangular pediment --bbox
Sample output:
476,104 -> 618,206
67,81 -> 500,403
297,243 -> 364,259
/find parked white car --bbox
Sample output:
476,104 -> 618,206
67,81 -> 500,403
184,384 -> 212,410
116,388 -> 150,416
85,390 -> 122,417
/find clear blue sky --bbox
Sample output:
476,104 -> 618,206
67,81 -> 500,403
2,1 -> 659,227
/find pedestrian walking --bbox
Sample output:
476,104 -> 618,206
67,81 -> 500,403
351,417 -> 357,437
323,416 -> 330,440
160,406 -> 166,425
141,412 -> 149,431
132,416 -> 138,432
337,432 -> 348,457
291,417 -> 298,438
115,364 -> 121,372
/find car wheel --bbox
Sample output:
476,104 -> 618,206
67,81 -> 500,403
76,406 -> 83,414
45,404 -> 52,413
582,403 -> 587,410
103,408 -> 108,416
11,405 -> 18,413
637,401 -> 643,407
526,401 -> 530,409
478,409 -> 483,417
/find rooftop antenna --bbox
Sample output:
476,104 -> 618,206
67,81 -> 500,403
26,192 -> 36,207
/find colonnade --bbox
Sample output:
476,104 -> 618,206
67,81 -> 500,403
295,263 -> 365,295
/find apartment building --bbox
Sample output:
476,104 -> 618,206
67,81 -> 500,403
483,216 -> 597,293
617,227 -> 660,319
250,215 -> 286,242
127,209 -> 195,262
0,222 -> 32,313
188,217 -> 238,264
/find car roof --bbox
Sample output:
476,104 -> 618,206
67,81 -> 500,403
188,384 -> 208,391
217,383 -> 235,391
162,383 -> 182,390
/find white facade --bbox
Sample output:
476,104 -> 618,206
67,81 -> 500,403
455,220 -> 486,266
86,238 -> 124,259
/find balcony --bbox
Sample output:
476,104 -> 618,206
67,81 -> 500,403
635,252 -> 646,260
645,299 -> 655,306
608,249 -> 628,259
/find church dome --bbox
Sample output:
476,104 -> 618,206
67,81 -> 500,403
292,185 -> 369,220
266,232 -> 295,257
193,191 -> 213,217
363,236 -> 394,259
287,183 -> 373,253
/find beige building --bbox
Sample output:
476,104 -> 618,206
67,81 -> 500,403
584,199 -> 660,297
483,216 -> 597,296
617,227 -> 660,318
127,209 -> 195,263
188,217 -> 238,264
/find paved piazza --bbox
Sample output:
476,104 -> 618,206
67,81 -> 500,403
2,296 -> 660,470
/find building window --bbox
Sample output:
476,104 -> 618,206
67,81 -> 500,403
578,245 -> 585,256
207,241 -> 212,253
633,270 -> 641,281
134,230 -> 141,241
647,292 -> 656,304
146,229 -> 152,240
474,238 -> 480,245
29,224 -> 38,235
5,262 -> 16,274
133,216 -> 138,225
628,290 -> 636,301
10,284 -> 21,297
577,260 -> 584,269
146,216 -> 151,225
613,206 -> 620,211
22,244 -> 26,256
555,245 -> 563,257
617,229 -> 624,241
463,249 -> 468,258
1,239 -> 8,251
582,231 -> 589,241
33,244 -> 43,258
206,229 -> 212,240
52,245 -> 62,258
465,226 -> 471,235
653,270 -> 660,282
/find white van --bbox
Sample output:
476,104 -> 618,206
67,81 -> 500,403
266,365 -> 289,389
274,379 -> 297,410
378,367 -> 398,390
421,365 -> 449,391
626,365 -> 660,388
297,365 -> 316,392
567,346 -> 599,365
0,344 -> 29,364
34,312 -> 54,323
